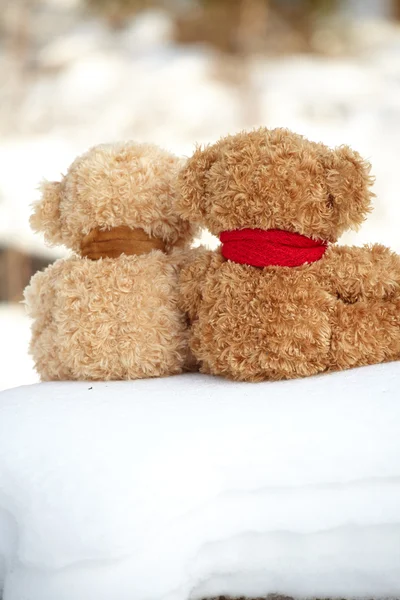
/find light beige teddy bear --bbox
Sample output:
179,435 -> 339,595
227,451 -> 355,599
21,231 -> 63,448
24,142 -> 196,381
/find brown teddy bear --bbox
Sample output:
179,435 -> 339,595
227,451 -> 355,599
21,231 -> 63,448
24,142 -> 196,381
177,127 -> 400,381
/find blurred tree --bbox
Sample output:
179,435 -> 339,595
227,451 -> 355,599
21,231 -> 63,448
175,0 -> 244,54
270,0 -> 339,50
85,0 -> 340,49
0,0 -> 34,65
0,0 -> 35,134
174,0 -> 340,55
85,0 -> 161,27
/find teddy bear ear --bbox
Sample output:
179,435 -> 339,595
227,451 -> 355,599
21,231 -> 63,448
325,145 -> 374,233
30,180 -> 63,246
176,143 -> 221,223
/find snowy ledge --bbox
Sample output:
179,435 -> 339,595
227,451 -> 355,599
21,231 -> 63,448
0,363 -> 400,600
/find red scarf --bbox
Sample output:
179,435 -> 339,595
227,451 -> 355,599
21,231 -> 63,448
219,228 -> 328,268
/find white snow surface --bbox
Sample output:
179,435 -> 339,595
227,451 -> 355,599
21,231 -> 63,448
0,362 -> 400,600
0,305 -> 38,392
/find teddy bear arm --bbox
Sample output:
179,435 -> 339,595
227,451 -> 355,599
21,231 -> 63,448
168,246 -> 196,271
24,266 -> 59,374
179,247 -> 220,321
24,268 -> 54,320
24,259 -> 72,324
323,244 -> 400,303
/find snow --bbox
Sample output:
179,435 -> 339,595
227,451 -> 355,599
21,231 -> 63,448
0,361 -> 400,600
0,305 -> 38,392
0,140 -> 74,258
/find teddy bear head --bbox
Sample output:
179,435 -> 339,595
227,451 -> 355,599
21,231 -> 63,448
177,128 -> 374,243
31,142 -> 195,254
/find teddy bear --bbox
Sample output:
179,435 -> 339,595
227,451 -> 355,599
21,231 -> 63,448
24,142 -> 196,381
176,127 -> 400,382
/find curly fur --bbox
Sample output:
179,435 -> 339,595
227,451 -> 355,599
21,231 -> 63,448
25,142 -> 197,381
177,128 -> 400,382
178,128 -> 374,243
31,142 -> 193,253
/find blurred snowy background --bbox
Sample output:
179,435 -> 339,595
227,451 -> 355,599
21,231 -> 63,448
1,0 -> 400,390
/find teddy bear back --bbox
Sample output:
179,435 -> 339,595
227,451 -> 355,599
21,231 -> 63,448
178,128 -> 374,244
30,142 -> 194,256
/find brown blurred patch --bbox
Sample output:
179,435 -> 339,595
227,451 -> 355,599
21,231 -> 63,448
174,0 -> 339,56
0,247 -> 52,303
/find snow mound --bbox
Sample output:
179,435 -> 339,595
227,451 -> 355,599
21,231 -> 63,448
0,363 -> 400,600
0,305 -> 38,392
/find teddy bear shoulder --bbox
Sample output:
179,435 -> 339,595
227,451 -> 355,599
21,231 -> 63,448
58,251 -> 181,287
314,243 -> 400,302
319,243 -> 400,276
